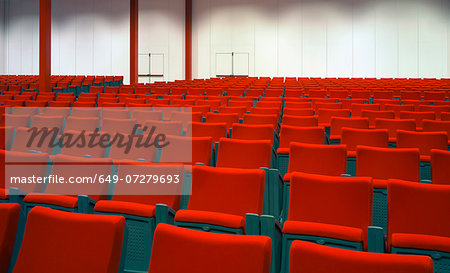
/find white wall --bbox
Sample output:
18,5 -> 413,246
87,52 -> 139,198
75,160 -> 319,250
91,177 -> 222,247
0,0 -> 5,74
193,0 -> 450,79
139,0 -> 185,83
2,0 -> 185,84
2,0 -> 449,80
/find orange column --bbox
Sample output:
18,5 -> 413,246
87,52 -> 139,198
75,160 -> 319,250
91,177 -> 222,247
185,0 -> 192,80
39,0 -> 51,93
130,0 -> 139,84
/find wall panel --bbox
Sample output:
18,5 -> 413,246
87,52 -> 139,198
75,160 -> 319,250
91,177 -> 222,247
192,0 -> 449,79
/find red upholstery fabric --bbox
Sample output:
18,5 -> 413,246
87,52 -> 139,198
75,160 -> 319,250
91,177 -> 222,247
144,120 -> 183,136
356,146 -> 420,188
184,165 -> 265,218
65,116 -> 99,132
341,128 -> 389,156
351,103 -> 380,116
284,143 -> 347,179
384,104 -> 415,118
282,221 -> 363,243
94,200 -> 156,218
397,130 -> 448,162
317,109 -> 351,126
392,233 -> 450,253
287,172 -> 372,249
329,117 -> 369,140
290,240 -> 433,273
218,106 -> 247,118
175,210 -> 244,229
277,125 -> 325,154
160,136 -> 213,166
442,112 -> 450,121
283,108 -> 315,116
24,193 -> 79,208
44,154 -> 113,200
216,138 -> 271,169
400,111 -> 436,130
431,149 -> 450,185
242,114 -> 278,129
232,124 -> 275,143
282,115 -> 318,127
0,203 -> 20,273
101,118 -> 137,134
31,115 -> 65,131
423,120 -> 450,145
375,118 -> 416,142
148,224 -> 271,273
10,127 -> 55,154
13,207 -> 125,273
2,150 -> 49,194
361,110 -> 395,128
3,114 -> 30,128
205,112 -> 239,129
187,122 -> 227,143
387,179 -> 450,252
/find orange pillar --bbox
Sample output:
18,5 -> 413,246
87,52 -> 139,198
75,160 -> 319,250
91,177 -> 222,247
185,0 -> 192,80
39,0 -> 51,93
130,0 -> 139,84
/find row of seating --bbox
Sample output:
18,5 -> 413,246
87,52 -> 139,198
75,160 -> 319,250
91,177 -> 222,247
1,75 -> 449,273
0,204 -> 437,273
1,168 -> 448,273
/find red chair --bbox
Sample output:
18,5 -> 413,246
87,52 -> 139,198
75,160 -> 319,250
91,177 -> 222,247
216,138 -> 272,169
148,224 -> 271,273
280,172 -> 373,273
351,103 -> 380,117
356,146 -> 420,231
430,149 -> 450,185
231,124 -> 275,144
396,130 -> 448,180
375,118 -> 416,144
160,136 -> 213,166
317,109 -> 351,127
361,110 -> 395,128
329,117 -> 369,143
289,240 -> 433,273
341,128 -> 389,175
387,179 -> 450,270
205,112 -> 239,129
242,114 -> 278,130
384,104 -> 415,118
400,111 -> 435,130
442,112 -> 450,121
283,108 -> 314,116
187,122 -> 227,143
13,206 -> 125,273
0,203 -> 20,273
174,165 -> 265,234
423,120 -> 450,146
282,115 -> 318,127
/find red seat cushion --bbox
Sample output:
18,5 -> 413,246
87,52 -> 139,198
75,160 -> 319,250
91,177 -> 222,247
94,200 -> 156,218
24,194 -> 78,208
175,209 -> 245,229
282,220 -> 364,243
392,233 -> 450,253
